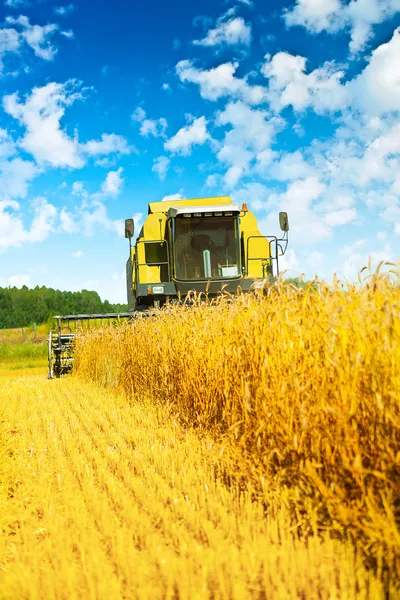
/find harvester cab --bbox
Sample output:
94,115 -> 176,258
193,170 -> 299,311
125,196 -> 289,310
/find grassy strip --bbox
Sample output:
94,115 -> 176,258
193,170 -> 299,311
0,342 -> 47,364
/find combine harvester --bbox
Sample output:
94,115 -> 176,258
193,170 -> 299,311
48,196 -> 289,377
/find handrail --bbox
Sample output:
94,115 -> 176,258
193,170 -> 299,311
246,235 -> 279,277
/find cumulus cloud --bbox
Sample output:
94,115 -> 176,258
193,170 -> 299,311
60,208 -> 76,233
165,116 -> 209,155
6,15 -> 59,61
5,0 -> 27,6
0,197 -> 57,251
324,207 -> 357,226
152,156 -> 170,180
262,52 -> 347,113
162,190 -> 185,201
283,0 -> 400,54
0,157 -> 38,198
3,81 -> 85,168
0,28 -> 20,73
132,107 -> 168,138
82,133 -> 133,156
350,27 -> 400,115
54,4 -> 75,16
215,101 -> 284,186
257,177 -> 332,245
100,167 -> 124,197
176,60 -> 267,104
194,14 -> 252,47
284,0 -> 342,33
3,81 -> 134,170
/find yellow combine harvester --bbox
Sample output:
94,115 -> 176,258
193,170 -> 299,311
125,195 -> 289,310
48,195 -> 289,377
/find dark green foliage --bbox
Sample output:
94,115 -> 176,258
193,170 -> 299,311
0,286 -> 128,328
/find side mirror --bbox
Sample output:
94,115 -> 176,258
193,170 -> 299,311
279,212 -> 289,232
125,218 -> 134,239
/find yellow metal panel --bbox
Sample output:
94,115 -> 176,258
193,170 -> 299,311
240,210 -> 271,279
149,196 -> 233,214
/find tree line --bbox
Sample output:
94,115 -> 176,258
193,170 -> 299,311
0,286 -> 128,329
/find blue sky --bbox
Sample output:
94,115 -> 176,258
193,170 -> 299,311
0,0 -> 399,302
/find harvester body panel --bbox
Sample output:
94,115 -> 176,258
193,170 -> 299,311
48,195 -> 289,377
128,195 -> 285,310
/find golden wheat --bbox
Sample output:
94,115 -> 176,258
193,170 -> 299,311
74,272 -> 400,589
0,374 -> 392,599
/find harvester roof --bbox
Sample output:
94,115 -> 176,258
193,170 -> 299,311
148,196 -> 233,215
167,204 -> 240,217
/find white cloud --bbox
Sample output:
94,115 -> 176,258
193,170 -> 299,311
61,30 -> 74,39
0,197 -> 57,251
162,190 -> 185,201
0,129 -> 16,160
71,181 -> 89,199
80,202 -> 124,236
54,4 -> 75,16
283,0 -> 342,33
0,28 -> 20,73
340,238 -> 366,255
205,174 -> 220,188
72,249 -> 83,258
232,182 -> 271,211
258,177 -> 331,245
132,107 -> 146,122
6,15 -> 59,61
215,101 -> 284,186
28,197 -> 57,242
79,204 -> 142,239
152,156 -> 170,180
284,0 -> 400,54
82,133 -> 133,156
60,208 -> 76,233
100,167 -> 124,197
324,207 -> 357,226
176,60 -> 267,104
350,27 -> 400,115
194,15 -> 252,47
165,116 -> 209,155
340,243 -> 393,281
131,106 -> 168,138
280,249 -> 300,273
3,81 -> 85,168
4,82 -> 132,171
271,150 -> 318,181
0,199 -> 26,250
5,0 -> 27,6
0,158 -> 38,199
262,51 -> 347,114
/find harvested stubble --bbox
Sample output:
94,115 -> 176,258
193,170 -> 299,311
75,273 -> 400,587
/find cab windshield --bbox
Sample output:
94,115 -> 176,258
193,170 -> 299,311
174,215 -> 240,280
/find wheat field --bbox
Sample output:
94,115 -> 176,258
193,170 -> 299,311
1,271 -> 399,598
